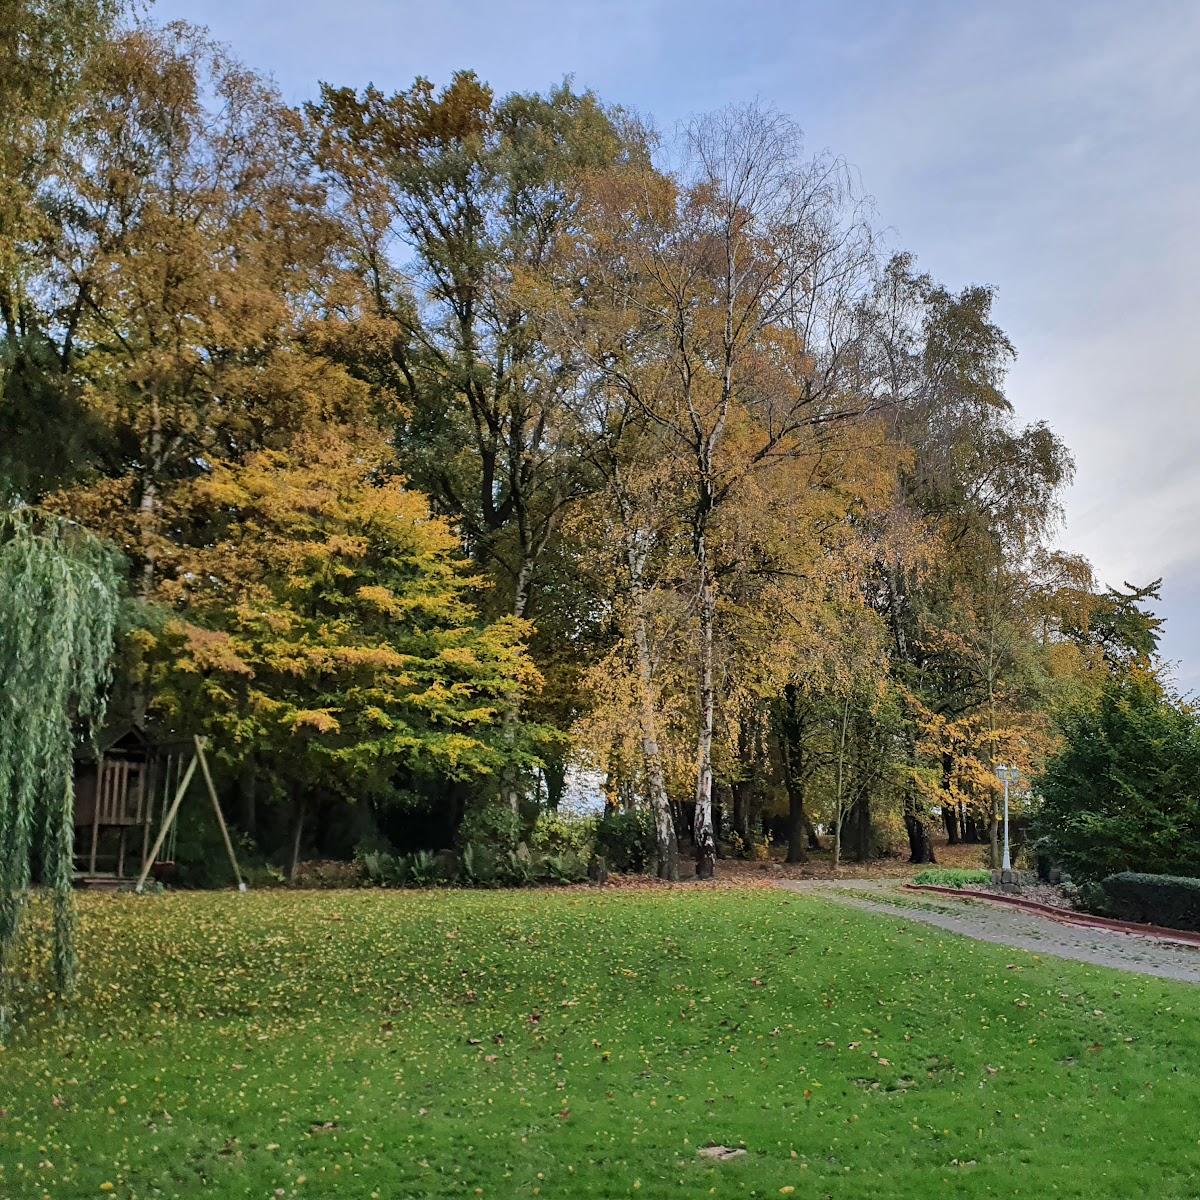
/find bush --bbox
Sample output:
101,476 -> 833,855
302,824 -> 592,891
358,849 -> 445,888
241,863 -> 286,889
912,867 -> 991,888
1099,872 -> 1200,931
594,808 -> 657,874
537,850 -> 588,885
529,810 -> 596,858
458,805 -> 524,853
1034,672 -> 1200,883
459,842 -> 498,887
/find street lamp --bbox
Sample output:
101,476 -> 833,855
995,764 -> 1018,872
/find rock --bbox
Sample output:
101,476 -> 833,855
588,855 -> 608,884
697,1145 -> 747,1162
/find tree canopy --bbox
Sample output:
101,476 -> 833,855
0,6 -> 1172,898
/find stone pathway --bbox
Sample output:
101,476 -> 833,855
776,878 -> 1200,983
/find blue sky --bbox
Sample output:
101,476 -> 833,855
157,0 -> 1200,687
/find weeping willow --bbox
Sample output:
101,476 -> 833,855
0,506 -> 122,1030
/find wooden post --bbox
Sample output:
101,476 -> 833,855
289,787 -> 306,883
194,736 -> 247,892
88,755 -> 103,875
140,758 -> 155,872
135,753 -> 199,893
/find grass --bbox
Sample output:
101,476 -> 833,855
911,867 -> 993,888
2,887 -> 1200,1199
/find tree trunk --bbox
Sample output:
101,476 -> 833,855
784,789 -> 807,863
692,535 -> 717,879
804,814 -> 821,853
289,787 -> 306,883
903,786 -> 936,864
497,553 -> 536,815
731,779 -> 751,849
943,804 -> 959,844
779,686 -> 809,864
901,725 -> 935,863
989,795 -> 1000,868
542,757 -> 566,811
629,549 -> 679,881
848,791 -> 872,861
961,808 -> 981,842
137,392 -> 163,602
832,696 -> 849,872
941,753 -> 959,842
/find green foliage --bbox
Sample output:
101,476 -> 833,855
1034,671 -> 1200,883
458,842 -> 493,886
594,807 -> 657,873
496,842 -> 538,887
358,850 -> 443,888
458,804 -> 524,854
0,507 -> 122,1029
1061,580 -> 1164,670
357,842 -> 586,888
1098,872 -> 1200,932
912,868 -> 992,888
166,799 -> 262,890
529,810 -> 596,858
536,851 -> 588,884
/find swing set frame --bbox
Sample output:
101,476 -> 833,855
134,735 -> 246,894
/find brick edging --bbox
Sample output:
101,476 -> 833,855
902,884 -> 1200,948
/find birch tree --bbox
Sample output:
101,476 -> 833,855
570,105 -> 879,875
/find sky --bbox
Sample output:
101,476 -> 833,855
157,0 -> 1200,687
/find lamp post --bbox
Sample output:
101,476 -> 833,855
995,764 -> 1017,872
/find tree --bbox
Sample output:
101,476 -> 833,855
0,0 -> 128,497
575,426 -> 683,876
1034,671 -> 1200,883
306,73 -> 645,620
0,507 -> 122,1030
148,431 -> 541,853
567,105 -> 880,875
37,24 -> 359,595
307,75 -> 653,817
867,256 -> 1073,862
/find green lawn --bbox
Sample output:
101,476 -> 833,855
2,887 -> 1199,1199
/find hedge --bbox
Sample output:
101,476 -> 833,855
1099,871 -> 1200,931
912,868 -> 992,888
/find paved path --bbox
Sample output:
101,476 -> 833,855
777,879 -> 1200,983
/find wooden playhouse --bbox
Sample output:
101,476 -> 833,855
73,728 -> 185,886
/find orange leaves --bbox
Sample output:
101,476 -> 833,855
142,428 -> 541,792
171,621 -> 254,678
290,711 -> 341,735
